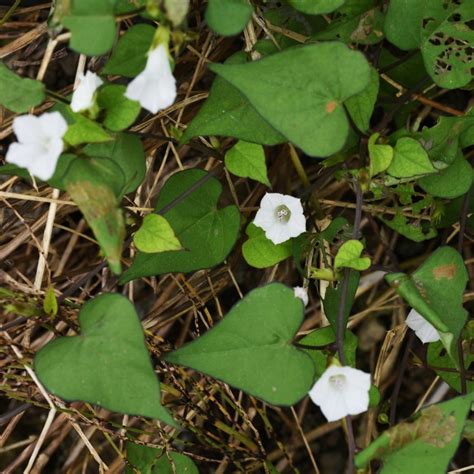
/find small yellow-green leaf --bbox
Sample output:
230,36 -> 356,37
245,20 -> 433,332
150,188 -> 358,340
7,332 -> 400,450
368,133 -> 394,177
225,141 -> 270,186
334,240 -> 371,271
134,214 -> 182,253
164,0 -> 190,26
43,286 -> 58,317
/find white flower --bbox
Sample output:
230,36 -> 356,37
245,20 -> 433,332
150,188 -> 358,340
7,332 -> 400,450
70,71 -> 103,112
125,44 -> 177,114
6,112 -> 68,181
406,308 -> 440,344
309,365 -> 371,422
253,193 -> 306,245
294,286 -> 309,306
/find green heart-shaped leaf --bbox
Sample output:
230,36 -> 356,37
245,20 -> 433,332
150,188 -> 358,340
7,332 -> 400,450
126,443 -> 198,474
356,393 -> 474,473
368,133 -> 394,177
181,52 -> 285,146
205,0 -> 253,36
34,294 -> 176,426
209,42 -> 370,157
387,137 -> 436,179
97,84 -> 141,132
427,340 -> 474,394
419,151 -> 473,199
242,223 -> 292,269
61,0 -> 116,56
289,0 -> 344,15
120,169 -> 240,283
164,283 -> 316,405
0,62 -> 45,113
83,133 -> 146,196
345,67 -> 380,133
334,240 -> 371,271
103,24 -> 155,78
225,141 -> 270,187
134,214 -> 182,253
385,246 -> 468,360
384,0 -> 474,88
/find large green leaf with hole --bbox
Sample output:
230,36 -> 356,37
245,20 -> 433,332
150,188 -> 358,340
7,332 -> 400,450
165,284 -> 315,405
0,62 -> 45,113
384,0 -> 474,88
35,294 -> 176,426
120,169 -> 240,283
102,24 -> 155,77
312,1 -> 385,45
210,42 -> 370,157
181,52 -> 285,146
61,0 -> 117,56
421,2 -> 474,89
385,246 -> 468,361
126,443 -> 198,474
356,393 -> 474,473
205,0 -> 253,36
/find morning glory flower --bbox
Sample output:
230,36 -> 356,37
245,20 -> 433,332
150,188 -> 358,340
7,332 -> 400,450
406,308 -> 440,344
70,71 -> 103,113
309,365 -> 371,422
6,112 -> 68,181
125,43 -> 177,114
294,286 -> 309,306
253,193 -> 306,245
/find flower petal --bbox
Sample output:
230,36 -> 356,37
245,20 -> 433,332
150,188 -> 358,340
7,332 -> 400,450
308,365 -> 371,422
294,287 -> 309,306
12,115 -> 43,144
125,44 -> 177,114
265,222 -> 290,244
70,71 -> 103,112
6,142 -> 38,169
406,309 -> 440,344
39,112 -> 68,139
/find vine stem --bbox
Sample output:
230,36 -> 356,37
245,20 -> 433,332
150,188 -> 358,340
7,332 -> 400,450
335,179 -> 364,473
456,187 -> 471,394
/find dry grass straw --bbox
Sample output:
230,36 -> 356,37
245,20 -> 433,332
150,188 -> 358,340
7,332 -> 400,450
0,3 -> 472,473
